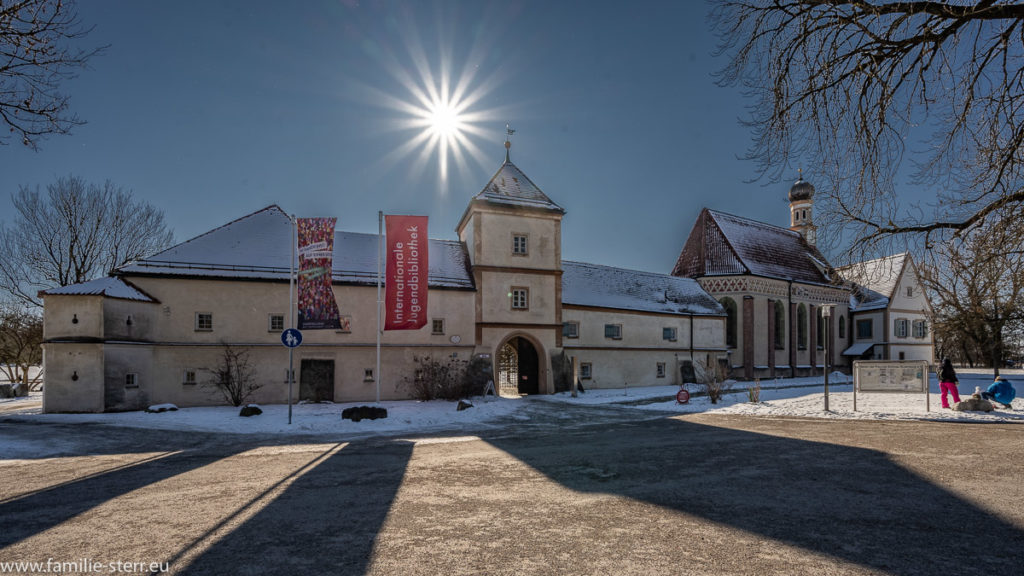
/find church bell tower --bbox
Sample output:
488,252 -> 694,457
788,169 -> 817,246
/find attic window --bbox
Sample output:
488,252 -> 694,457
906,287 -> 914,298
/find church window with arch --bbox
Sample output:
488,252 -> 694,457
720,297 -> 738,348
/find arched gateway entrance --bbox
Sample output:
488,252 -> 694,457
497,336 -> 540,396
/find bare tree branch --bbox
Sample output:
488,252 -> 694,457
0,175 -> 175,307
0,0 -> 105,149
712,0 -> 1024,259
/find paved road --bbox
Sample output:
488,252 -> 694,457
1,403 -> 1022,575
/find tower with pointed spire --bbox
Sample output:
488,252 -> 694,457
788,169 -> 817,245
456,129 -> 564,396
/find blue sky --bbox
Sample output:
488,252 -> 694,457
3,0 -> 829,274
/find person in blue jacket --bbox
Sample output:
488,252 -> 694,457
980,376 -> 1016,409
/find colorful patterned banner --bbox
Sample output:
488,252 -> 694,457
385,215 -> 428,331
297,217 -> 341,330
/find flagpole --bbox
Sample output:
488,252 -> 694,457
376,210 -> 383,404
288,214 -> 296,425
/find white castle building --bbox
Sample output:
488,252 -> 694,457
40,146 -> 932,412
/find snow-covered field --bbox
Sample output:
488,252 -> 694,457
1,369 -> 1020,442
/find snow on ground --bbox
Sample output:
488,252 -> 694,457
1,370 -> 1021,449
0,392 -> 524,437
543,369 -> 1024,423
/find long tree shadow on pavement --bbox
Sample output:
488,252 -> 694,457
0,427 -> 251,550
177,438 -> 414,576
484,415 -> 1023,576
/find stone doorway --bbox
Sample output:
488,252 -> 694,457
497,336 -> 540,396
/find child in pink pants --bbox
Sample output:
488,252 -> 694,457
937,358 -> 960,408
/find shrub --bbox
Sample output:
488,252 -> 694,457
204,344 -> 260,407
695,356 -> 733,404
747,379 -> 761,403
404,355 -> 485,401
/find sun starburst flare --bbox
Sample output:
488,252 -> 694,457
356,11 -> 511,190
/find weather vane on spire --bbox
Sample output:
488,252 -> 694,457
505,123 -> 515,161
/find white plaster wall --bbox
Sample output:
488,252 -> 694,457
123,276 -> 475,347
478,272 -> 557,325
42,342 -> 104,413
476,211 -> 560,269
43,295 -> 104,340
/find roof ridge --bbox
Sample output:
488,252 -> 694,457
835,252 -> 908,271
564,259 -> 690,280
132,205 -> 289,266
707,208 -> 800,237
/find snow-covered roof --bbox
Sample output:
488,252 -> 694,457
472,159 -> 564,213
672,209 -> 832,285
562,261 -> 725,316
837,253 -> 908,312
40,277 -> 157,302
118,206 -> 474,289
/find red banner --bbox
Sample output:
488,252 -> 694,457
297,217 -> 341,330
385,215 -> 428,330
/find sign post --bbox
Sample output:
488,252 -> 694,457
282,327 -> 302,424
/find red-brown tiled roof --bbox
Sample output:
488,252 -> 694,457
672,209 -> 832,285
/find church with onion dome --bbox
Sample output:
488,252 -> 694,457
673,171 -> 934,380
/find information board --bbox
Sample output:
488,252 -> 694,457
853,360 -> 931,411
855,361 -> 929,392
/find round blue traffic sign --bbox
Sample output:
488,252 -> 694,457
281,328 -> 303,348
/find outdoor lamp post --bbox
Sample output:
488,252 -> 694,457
822,305 -> 832,412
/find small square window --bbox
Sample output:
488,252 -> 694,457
125,373 -> 138,388
269,314 -> 285,332
512,234 -> 528,255
657,362 -> 666,378
182,369 -> 197,386
195,312 -> 213,331
432,318 -> 445,335
563,321 -> 579,339
511,287 -> 529,310
663,327 -> 677,341
364,369 -> 374,382
580,363 -> 592,380
604,324 -> 622,340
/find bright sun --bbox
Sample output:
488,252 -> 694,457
361,19 -> 503,189
427,99 -> 462,139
